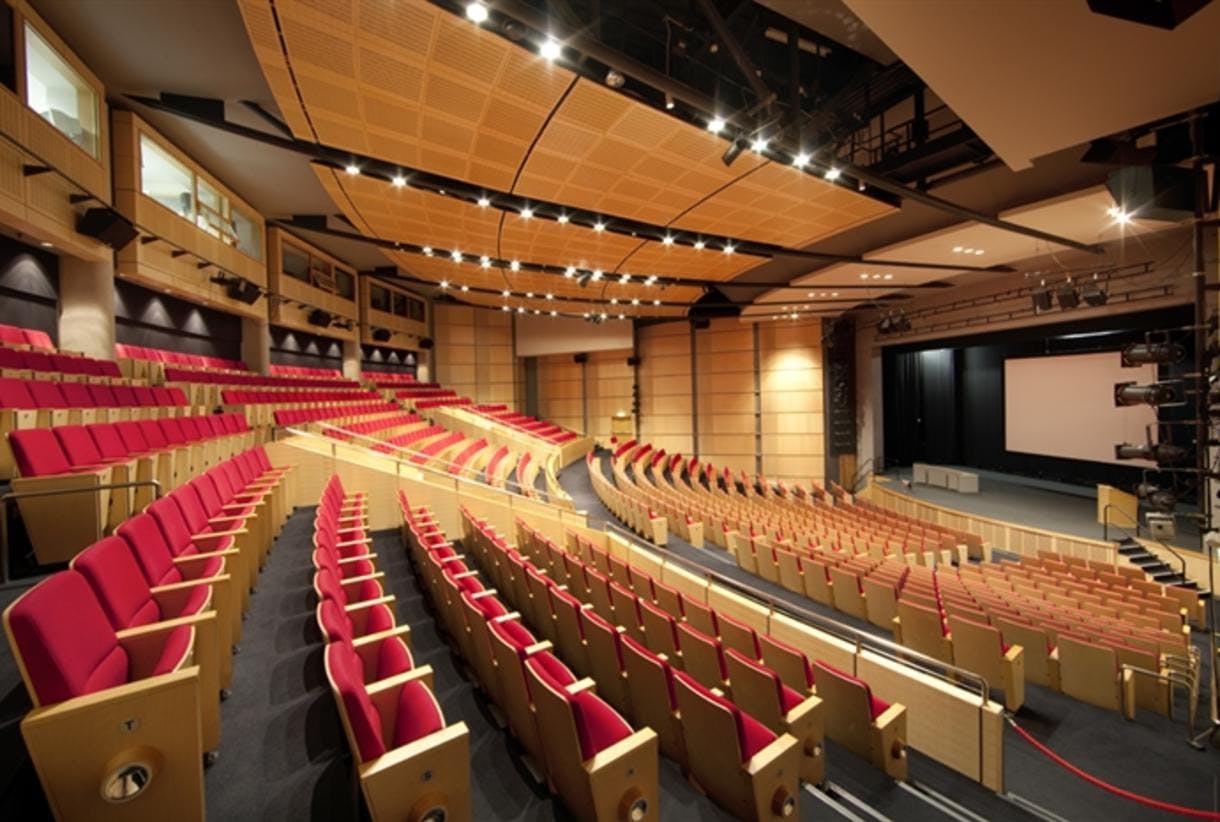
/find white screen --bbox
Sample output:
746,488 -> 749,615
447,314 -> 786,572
514,315 -> 633,357
1004,351 -> 1158,466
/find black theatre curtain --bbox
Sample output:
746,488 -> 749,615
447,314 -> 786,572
883,348 -> 960,466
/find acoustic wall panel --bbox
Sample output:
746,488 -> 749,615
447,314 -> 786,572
638,322 -> 694,455
695,319 -> 756,475
536,353 -> 585,433
759,318 -> 825,484
433,303 -> 516,405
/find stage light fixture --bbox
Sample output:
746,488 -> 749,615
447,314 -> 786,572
793,152 -> 810,168
751,137 -> 769,154
1115,381 -> 1179,406
1122,341 -> 1187,366
519,207 -> 533,220
707,116 -> 726,134
450,249 -> 462,262
391,174 -> 406,187
461,285 -> 469,292
893,311 -> 912,333
1114,442 -> 1190,463
593,221 -> 605,232
539,38 -> 562,61
721,138 -> 745,167
509,260 -> 521,271
664,93 -> 675,110
605,70 -> 625,88
480,256 -> 491,269
557,213 -> 569,224
1031,281 -> 1053,312
564,266 -> 576,277
465,1 -> 489,22
591,269 -> 603,281
1082,279 -> 1108,306
876,315 -> 893,334
476,196 -> 490,207
1136,481 -> 1179,513
1056,282 -> 1080,309
344,163 -> 360,175
693,239 -> 705,250
723,243 -> 735,255
824,167 -> 841,181
661,235 -> 674,246
422,246 -> 433,256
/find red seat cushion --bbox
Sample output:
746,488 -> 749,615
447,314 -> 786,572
737,708 -> 777,760
152,625 -> 194,675
392,680 -> 445,747
779,683 -> 805,713
376,638 -> 414,680
570,691 -> 633,760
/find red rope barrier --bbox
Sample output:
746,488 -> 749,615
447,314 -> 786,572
1007,716 -> 1220,819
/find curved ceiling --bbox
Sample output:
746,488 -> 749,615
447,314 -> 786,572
238,0 -> 898,313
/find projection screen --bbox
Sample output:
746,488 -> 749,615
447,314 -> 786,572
1004,351 -> 1159,466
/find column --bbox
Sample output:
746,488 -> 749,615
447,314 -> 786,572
342,337 -> 361,380
57,255 -> 115,360
240,316 -> 271,374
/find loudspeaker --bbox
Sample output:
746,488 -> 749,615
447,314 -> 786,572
574,352 -> 588,364
691,318 -> 710,330
1105,165 -> 1197,222
688,286 -> 740,320
1087,0 -> 1211,30
627,355 -> 640,366
226,279 -> 262,305
307,309 -> 331,327
418,337 -> 434,350
372,328 -> 391,342
77,207 -> 138,250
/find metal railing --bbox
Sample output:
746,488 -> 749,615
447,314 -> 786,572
1102,503 -> 1189,584
0,479 -> 163,588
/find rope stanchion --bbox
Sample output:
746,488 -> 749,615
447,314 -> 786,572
1005,714 -> 1220,820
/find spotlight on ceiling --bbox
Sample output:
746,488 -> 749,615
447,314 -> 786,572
1056,281 -> 1080,310
605,69 -> 625,88
1115,381 -> 1180,406
1122,339 -> 1187,367
721,138 -> 745,167
664,93 -> 675,110
876,315 -> 893,335
750,137 -> 769,154
1030,282 -> 1053,312
539,38 -> 562,61
577,273 -> 591,288
707,116 -> 726,134
792,152 -> 810,168
892,311 -> 912,333
391,174 -> 407,187
1114,441 -> 1190,464
1135,481 -> 1178,513
1082,278 -> 1109,306
465,1 -> 489,23
823,167 -> 841,181
344,163 -> 360,175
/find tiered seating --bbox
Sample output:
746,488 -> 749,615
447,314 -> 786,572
365,372 -> 432,388
0,321 -> 54,350
484,446 -> 512,487
2,443 -> 291,821
272,401 -> 398,429
6,414 -> 256,565
222,388 -> 380,427
271,364 -> 340,378
408,430 -> 467,467
116,343 -> 245,372
413,396 -> 474,410
314,477 -> 470,821
448,437 -> 487,478
0,347 -> 123,380
469,405 -> 580,445
400,494 -> 657,821
1,378 -> 194,479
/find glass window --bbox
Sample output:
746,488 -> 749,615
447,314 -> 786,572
334,267 -> 355,300
140,134 -> 193,219
407,296 -> 425,322
392,292 -> 407,317
195,177 -> 235,242
231,205 -> 261,261
282,244 -> 310,283
370,284 -> 390,311
25,24 -> 99,157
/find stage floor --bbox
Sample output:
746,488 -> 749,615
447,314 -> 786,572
880,466 -> 1202,552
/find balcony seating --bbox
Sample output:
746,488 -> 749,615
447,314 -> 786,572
115,343 -> 246,382
273,401 -> 398,429
0,346 -> 122,381
2,570 -> 216,821
0,322 -> 54,351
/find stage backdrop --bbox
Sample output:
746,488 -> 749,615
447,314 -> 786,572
882,305 -> 1192,490
1004,351 -> 1158,467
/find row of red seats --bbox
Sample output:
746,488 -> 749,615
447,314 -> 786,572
412,397 -> 473,410
343,413 -> 421,435
0,347 -> 122,378
0,322 -> 53,351
314,477 -> 470,821
116,343 -> 246,371
401,495 -> 654,820
270,364 -> 341,378
1,378 -> 188,411
393,388 -> 455,399
473,406 -> 579,445
273,402 -> 397,427
449,437 -> 487,477
222,389 -> 378,405
164,367 -> 356,389
364,372 -> 425,385
386,424 -> 445,450
409,431 -> 465,465
2,445 -> 291,820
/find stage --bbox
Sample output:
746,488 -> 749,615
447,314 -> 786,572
879,465 -> 1203,553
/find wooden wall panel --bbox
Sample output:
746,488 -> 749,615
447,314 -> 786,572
536,353 -> 585,433
586,349 -> 633,442
695,319 -> 755,474
759,318 -> 824,484
434,303 -> 516,406
638,321 -> 692,454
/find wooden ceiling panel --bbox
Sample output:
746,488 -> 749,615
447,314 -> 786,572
356,0 -> 434,55
673,163 -> 895,247
620,242 -> 761,282
498,219 -> 640,270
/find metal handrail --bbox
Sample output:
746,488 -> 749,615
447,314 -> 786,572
1102,503 -> 1189,585
600,518 -> 992,706
1121,663 -> 1200,742
0,479 -> 163,588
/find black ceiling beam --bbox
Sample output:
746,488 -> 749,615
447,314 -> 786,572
691,0 -> 775,115
239,100 -> 295,139
481,0 -> 1106,255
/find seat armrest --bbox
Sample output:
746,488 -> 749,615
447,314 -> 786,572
338,552 -> 378,564
565,677 -> 597,696
116,609 -> 220,679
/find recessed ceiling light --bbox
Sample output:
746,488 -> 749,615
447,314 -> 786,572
520,207 -> 533,220
461,285 -> 469,292
693,239 -> 705,250
793,152 -> 810,168
422,246 -> 433,256
653,299 -> 661,306
707,116 -> 726,134
502,305 -> 510,312
661,235 -> 674,246
450,249 -> 462,262
534,309 -> 541,315
564,266 -> 576,277
439,279 -> 449,289
510,260 -> 521,271
480,256 -> 491,269
518,306 -> 526,313
557,213 -> 569,224
610,298 -> 618,305
751,137 -> 768,153
591,269 -> 603,281
477,196 -> 490,208
952,245 -> 963,253
344,163 -> 360,175
872,273 -> 882,280
502,289 -> 511,297
550,310 -> 558,316
525,291 -> 534,298
723,243 -> 735,255
593,221 -> 605,232
545,293 -> 553,300
974,249 -> 984,255
391,174 -> 406,187
831,292 -> 838,297
807,292 -> 814,298
539,38 -> 562,61
823,167 -> 841,181
631,298 -> 640,305
859,273 -> 869,279
465,1 -> 489,23
883,273 -> 893,280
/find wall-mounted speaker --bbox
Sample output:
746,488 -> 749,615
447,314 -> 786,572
1105,165 -> 1197,222
574,352 -> 588,364
626,355 -> 641,366
307,309 -> 331,327
691,318 -> 711,330
77,207 -> 138,250
418,337 -> 434,350
225,279 -> 262,305
372,328 -> 391,342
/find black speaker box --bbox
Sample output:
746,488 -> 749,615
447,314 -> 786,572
1105,165 -> 1198,222
77,207 -> 138,250
573,352 -> 588,364
372,328 -> 391,342
626,355 -> 641,366
307,308 -> 331,327
691,318 -> 711,330
226,279 -> 262,305
1087,0 -> 1211,30
418,337 -> 434,350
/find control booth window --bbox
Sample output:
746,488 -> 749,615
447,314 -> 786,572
25,23 -> 98,158
407,295 -> 425,322
282,244 -> 311,283
195,177 -> 235,244
392,292 -> 407,317
140,134 -> 193,219
231,205 -> 261,261
369,284 -> 390,312
334,267 -> 355,300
